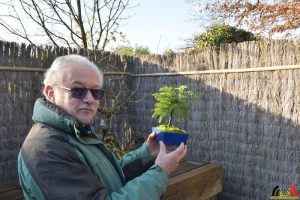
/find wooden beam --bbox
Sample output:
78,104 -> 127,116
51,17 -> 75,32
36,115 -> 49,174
132,65 -> 300,77
0,66 -> 45,72
1,64 -> 300,76
0,66 -> 131,75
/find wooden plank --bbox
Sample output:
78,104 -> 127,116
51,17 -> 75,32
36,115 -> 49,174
169,161 -> 208,177
162,163 -> 222,200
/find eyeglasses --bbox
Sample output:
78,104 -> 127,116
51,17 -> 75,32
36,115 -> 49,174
60,86 -> 104,100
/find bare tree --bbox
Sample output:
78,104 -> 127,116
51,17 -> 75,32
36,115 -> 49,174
197,0 -> 300,36
0,0 -> 130,50
97,64 -> 145,157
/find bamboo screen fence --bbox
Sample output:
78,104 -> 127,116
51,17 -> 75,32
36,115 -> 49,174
0,40 -> 299,200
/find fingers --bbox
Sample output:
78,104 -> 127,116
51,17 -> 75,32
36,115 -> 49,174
155,142 -> 187,176
173,142 -> 184,154
158,141 -> 187,160
147,132 -> 156,141
180,144 -> 187,159
149,132 -> 156,139
159,141 -> 166,154
171,143 -> 187,161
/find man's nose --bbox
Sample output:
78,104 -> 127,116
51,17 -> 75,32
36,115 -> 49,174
82,90 -> 95,102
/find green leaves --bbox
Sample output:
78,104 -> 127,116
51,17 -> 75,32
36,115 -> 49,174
113,45 -> 150,57
152,85 -> 196,127
192,24 -> 256,50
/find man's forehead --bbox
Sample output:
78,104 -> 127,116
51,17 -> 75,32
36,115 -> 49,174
63,65 -> 99,77
62,66 -> 101,87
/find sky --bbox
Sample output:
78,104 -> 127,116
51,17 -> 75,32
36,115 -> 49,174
0,0 -> 205,55
108,0 -> 203,54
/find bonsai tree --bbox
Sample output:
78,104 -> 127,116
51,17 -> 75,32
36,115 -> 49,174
152,85 -> 196,133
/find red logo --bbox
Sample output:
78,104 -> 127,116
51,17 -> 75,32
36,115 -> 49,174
289,185 -> 299,197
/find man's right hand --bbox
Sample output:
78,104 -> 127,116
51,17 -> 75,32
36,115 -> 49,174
154,141 -> 187,176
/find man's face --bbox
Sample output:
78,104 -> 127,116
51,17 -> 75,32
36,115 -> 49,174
52,65 -> 101,125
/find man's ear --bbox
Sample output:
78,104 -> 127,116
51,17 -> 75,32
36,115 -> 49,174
44,85 -> 56,103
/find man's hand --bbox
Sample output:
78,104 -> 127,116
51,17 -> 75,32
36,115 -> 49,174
155,141 -> 187,176
146,132 -> 160,159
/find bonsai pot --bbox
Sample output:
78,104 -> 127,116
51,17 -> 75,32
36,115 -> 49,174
152,127 -> 189,146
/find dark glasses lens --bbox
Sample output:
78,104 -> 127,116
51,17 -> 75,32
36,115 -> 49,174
70,88 -> 104,100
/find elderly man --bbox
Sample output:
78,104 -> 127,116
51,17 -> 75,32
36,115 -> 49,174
18,54 -> 187,200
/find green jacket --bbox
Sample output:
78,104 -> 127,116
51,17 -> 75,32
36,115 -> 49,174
18,98 -> 168,200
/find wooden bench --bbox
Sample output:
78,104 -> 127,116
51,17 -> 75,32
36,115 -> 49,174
0,181 -> 24,200
0,162 -> 222,200
163,161 -> 222,200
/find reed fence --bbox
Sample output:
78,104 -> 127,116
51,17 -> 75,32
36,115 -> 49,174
0,39 -> 299,200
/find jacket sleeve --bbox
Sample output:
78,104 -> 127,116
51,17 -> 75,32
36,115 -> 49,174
109,165 -> 169,200
118,142 -> 155,182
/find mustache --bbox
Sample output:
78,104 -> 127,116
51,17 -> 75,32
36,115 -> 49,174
78,103 -> 94,110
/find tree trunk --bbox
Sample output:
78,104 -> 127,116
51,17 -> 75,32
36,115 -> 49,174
168,111 -> 173,127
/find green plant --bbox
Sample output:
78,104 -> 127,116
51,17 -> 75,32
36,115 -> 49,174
134,45 -> 150,57
113,45 -> 134,56
113,45 -> 150,57
191,24 -> 256,50
162,49 -> 175,57
152,85 -> 196,133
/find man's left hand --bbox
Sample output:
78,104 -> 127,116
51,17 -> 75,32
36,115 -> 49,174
146,132 -> 159,159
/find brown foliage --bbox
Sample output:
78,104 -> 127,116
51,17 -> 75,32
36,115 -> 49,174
203,0 -> 300,36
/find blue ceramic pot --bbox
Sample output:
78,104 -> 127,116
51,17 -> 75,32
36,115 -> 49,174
152,127 -> 189,145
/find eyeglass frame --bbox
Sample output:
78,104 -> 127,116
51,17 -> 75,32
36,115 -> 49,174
59,86 -> 104,100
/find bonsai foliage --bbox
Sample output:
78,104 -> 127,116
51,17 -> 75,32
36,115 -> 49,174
152,85 -> 196,133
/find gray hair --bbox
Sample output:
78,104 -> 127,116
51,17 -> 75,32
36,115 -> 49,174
43,54 -> 104,89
